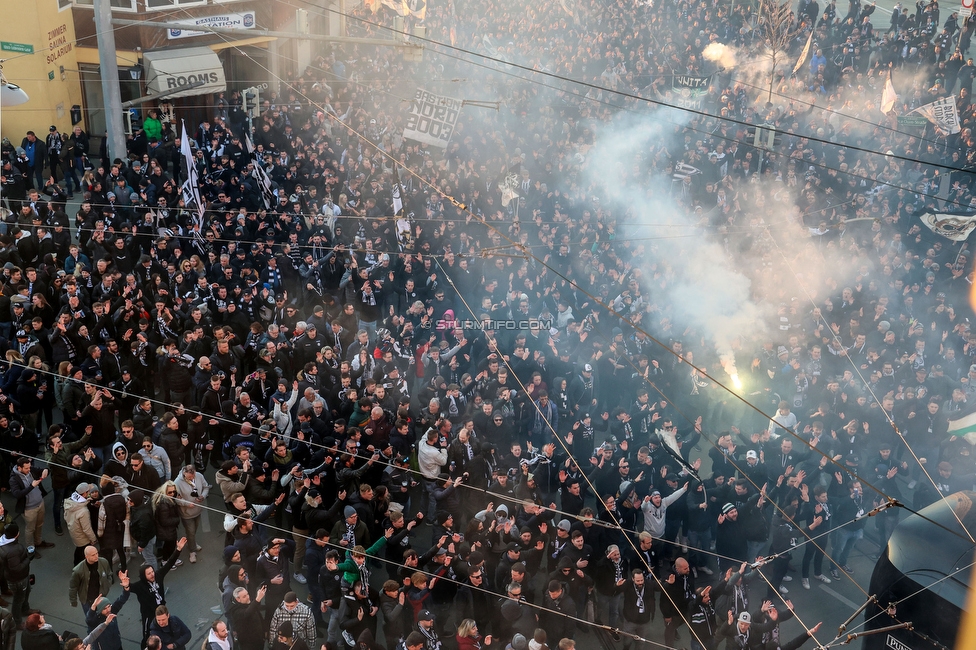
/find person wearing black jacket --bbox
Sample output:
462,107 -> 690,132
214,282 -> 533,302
227,584 -> 267,650
0,523 -> 33,625
661,557 -> 695,648
130,538 -> 186,645
621,569 -> 653,649
763,506 -> 822,599
540,579 -> 576,643
830,479 -> 867,578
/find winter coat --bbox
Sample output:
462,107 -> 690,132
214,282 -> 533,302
68,557 -> 113,607
174,471 -> 210,519
98,492 -> 128,550
153,497 -> 181,542
65,492 -> 98,547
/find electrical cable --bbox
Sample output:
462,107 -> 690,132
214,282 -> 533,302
2,443 -> 682,650
758,220 -> 976,543
286,0 -> 976,179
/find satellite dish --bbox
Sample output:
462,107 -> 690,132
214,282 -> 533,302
0,71 -> 29,107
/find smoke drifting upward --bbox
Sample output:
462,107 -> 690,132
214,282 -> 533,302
584,115 -> 765,389
702,43 -> 737,70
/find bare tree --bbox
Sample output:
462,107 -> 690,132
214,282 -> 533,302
755,0 -> 800,103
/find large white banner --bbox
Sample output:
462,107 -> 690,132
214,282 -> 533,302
912,96 -> 961,134
167,12 -> 256,40
402,89 -> 462,148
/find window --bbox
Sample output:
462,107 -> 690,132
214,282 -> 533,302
71,0 -> 137,11
58,0 -> 73,11
145,0 -> 207,10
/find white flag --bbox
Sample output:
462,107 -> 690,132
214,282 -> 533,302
392,166 -> 405,215
881,71 -> 897,114
918,209 -> 976,241
672,162 -> 701,181
252,163 -> 275,211
911,96 -> 961,133
179,120 -> 205,226
792,31 -> 813,76
500,172 -> 520,207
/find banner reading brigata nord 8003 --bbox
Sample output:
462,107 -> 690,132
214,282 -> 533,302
402,89 -> 462,148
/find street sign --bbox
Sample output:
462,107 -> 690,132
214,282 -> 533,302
0,42 -> 34,54
898,115 -> 929,126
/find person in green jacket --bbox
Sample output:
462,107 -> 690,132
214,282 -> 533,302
336,527 -> 394,589
68,546 -> 114,609
142,109 -> 162,142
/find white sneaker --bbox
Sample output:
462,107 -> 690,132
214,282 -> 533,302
908,480 -> 917,490
801,578 -> 810,590
782,576 -> 792,582
189,552 -> 197,564
815,574 -> 832,584
778,585 -> 789,594
194,545 -> 202,552
293,572 -> 307,585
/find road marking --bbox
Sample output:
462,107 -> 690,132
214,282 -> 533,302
820,584 -> 861,610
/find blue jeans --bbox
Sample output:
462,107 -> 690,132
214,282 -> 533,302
64,157 -> 84,194
140,535 -> 159,570
832,528 -> 863,568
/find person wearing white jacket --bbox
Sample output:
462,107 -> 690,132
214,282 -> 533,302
174,465 -> 211,563
272,381 -> 300,438
417,427 -> 448,519
640,480 -> 689,538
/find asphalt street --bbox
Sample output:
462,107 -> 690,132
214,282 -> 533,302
8,463 -> 890,650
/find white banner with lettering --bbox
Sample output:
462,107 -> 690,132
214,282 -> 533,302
402,89 -> 462,148
167,12 -> 256,40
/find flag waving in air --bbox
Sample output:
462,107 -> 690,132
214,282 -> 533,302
881,69 -> 897,114
179,120 -> 205,227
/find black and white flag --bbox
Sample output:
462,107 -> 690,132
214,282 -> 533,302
180,120 -> 205,227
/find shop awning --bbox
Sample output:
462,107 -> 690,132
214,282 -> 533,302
143,46 -> 226,99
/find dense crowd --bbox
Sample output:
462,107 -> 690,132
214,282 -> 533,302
0,0 -> 975,649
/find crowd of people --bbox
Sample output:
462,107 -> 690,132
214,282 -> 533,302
0,0 -> 975,649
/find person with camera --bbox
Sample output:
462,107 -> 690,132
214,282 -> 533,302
8,457 -> 53,551
0,523 -> 34,628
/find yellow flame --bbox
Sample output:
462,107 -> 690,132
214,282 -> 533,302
730,373 -> 743,391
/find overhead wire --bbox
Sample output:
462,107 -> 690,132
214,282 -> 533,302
4,442 -> 682,650
287,0 -> 976,180
65,6 -> 964,636
429,259 -> 715,647
758,220 -> 976,542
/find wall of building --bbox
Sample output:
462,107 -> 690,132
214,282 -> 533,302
0,0 -> 84,143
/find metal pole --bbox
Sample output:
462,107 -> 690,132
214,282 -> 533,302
94,0 -> 128,163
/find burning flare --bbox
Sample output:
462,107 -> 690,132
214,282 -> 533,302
720,352 -> 743,391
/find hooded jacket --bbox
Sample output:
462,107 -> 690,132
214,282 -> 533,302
65,491 -> 98,547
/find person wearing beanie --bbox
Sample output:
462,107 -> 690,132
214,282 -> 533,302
84,570 -> 131,650
0,523 -> 33,627
506,633 -> 529,650
331,503 -> 371,548
271,619 -> 309,650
